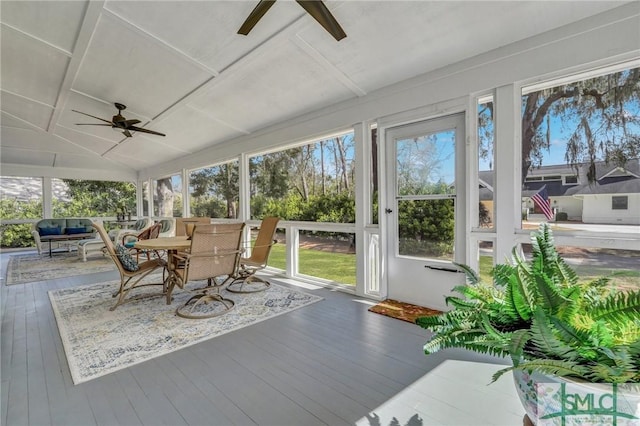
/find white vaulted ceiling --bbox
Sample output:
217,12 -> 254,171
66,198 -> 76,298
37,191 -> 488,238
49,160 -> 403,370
0,1 -> 630,178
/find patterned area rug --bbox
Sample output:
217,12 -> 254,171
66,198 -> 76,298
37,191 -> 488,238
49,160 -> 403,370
368,299 -> 441,324
49,279 -> 323,384
5,252 -> 115,285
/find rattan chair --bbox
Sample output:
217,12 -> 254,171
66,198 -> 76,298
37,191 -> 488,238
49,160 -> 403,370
93,222 -> 165,311
227,216 -> 280,293
123,222 -> 163,261
110,217 -> 152,243
167,223 -> 245,319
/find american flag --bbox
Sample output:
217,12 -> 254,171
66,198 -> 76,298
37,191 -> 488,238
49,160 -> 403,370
531,185 -> 554,220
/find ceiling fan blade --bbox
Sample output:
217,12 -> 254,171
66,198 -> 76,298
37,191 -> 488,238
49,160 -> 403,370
71,110 -> 114,125
121,119 -> 141,126
75,123 -> 113,126
129,126 -> 166,137
237,0 -> 277,35
123,129 -> 133,138
295,1 -> 346,41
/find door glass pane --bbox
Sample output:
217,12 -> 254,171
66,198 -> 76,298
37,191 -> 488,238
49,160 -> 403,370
478,98 -> 495,229
398,199 -> 454,260
396,130 -> 456,196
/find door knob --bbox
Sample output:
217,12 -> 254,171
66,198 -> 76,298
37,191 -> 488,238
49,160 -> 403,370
385,208 -> 393,214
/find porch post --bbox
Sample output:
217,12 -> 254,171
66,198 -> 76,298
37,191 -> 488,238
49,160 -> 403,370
493,84 -> 521,261
238,153 -> 250,223
182,168 -> 190,218
353,121 -> 368,297
42,176 -> 52,218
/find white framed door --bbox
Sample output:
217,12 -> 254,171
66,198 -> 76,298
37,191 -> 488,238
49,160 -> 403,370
384,113 -> 466,311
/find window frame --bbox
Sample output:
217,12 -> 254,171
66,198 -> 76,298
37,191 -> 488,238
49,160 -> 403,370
612,196 -> 628,210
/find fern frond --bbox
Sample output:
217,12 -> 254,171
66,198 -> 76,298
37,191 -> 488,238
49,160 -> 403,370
415,314 -> 447,329
587,364 -> 638,383
450,284 -> 492,304
590,291 -> 640,328
552,256 -> 579,287
492,263 -> 518,287
508,329 -> 531,366
548,316 -> 593,349
422,329 -> 488,354
504,274 -> 532,321
454,262 -> 480,285
531,268 -> 570,314
496,359 -> 589,382
445,296 -> 479,310
529,308 -> 581,361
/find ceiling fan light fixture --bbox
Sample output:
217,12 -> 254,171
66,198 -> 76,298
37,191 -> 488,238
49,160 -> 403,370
238,0 -> 346,41
72,103 -> 166,138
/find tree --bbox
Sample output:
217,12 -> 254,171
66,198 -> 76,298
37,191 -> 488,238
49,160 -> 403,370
190,163 -> 239,218
155,178 -> 173,217
62,179 -> 136,215
250,151 -> 293,199
481,67 -> 640,183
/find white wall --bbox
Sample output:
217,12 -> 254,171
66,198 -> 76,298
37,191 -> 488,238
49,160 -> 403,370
582,194 -> 640,225
555,196 -> 583,221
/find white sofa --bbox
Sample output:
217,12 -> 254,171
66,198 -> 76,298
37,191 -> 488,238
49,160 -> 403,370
32,218 -> 96,255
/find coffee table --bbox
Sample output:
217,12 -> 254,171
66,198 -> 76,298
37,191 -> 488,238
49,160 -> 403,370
40,233 -> 95,257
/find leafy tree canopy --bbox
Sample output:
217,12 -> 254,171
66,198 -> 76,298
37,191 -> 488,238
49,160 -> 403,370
481,67 -> 640,183
62,180 -> 136,215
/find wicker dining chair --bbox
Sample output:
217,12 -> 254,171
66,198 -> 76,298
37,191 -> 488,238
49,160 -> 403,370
167,223 -> 245,319
123,222 -> 163,261
227,216 -> 280,293
93,222 -> 165,311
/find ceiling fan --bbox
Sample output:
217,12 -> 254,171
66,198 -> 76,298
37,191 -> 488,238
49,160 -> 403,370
238,0 -> 346,41
72,103 -> 166,138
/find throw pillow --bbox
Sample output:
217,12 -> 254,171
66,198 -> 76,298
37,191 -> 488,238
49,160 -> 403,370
38,226 -> 61,236
115,244 -> 139,272
65,227 -> 86,235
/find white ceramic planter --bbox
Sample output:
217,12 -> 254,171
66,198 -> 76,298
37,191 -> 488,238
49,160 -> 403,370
513,369 -> 640,425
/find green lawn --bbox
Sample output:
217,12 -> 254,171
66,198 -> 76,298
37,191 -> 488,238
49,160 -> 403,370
267,247 -> 638,291
267,244 -> 356,285
478,254 -> 639,290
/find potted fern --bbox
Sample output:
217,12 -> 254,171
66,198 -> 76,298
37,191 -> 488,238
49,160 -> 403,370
416,224 -> 640,424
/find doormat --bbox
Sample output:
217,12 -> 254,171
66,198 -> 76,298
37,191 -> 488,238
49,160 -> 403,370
368,299 -> 441,324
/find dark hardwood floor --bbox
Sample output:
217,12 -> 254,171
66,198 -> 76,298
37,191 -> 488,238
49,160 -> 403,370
1,249 -> 503,426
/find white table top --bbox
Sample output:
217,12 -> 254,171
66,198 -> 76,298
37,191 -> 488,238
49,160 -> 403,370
355,360 -> 524,426
133,236 -> 191,251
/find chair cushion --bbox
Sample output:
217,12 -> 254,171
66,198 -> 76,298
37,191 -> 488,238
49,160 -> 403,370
65,227 -> 87,235
160,220 -> 171,233
133,219 -> 147,231
115,244 -> 139,272
38,226 -> 61,236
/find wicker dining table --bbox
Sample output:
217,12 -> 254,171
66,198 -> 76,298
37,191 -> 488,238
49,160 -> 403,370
133,236 -> 191,253
134,236 -> 192,304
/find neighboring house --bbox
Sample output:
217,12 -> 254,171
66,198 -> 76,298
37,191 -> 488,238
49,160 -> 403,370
0,177 -> 70,202
479,158 -> 640,225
